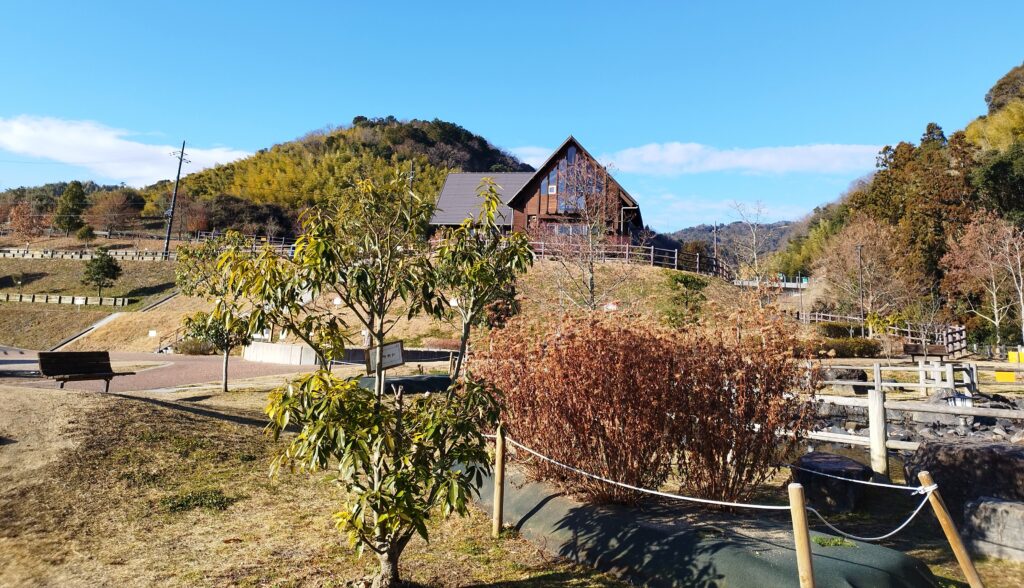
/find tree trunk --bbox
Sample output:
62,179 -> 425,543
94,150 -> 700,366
222,347 -> 230,393
453,318 -> 471,380
374,332 -> 386,401
372,546 -> 401,588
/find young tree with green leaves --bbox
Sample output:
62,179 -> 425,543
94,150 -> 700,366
182,310 -> 252,393
432,178 -> 532,378
53,180 -> 89,235
81,247 -> 122,297
176,232 -> 255,391
217,170 -> 516,587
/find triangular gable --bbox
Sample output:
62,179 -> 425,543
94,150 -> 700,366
505,136 -> 640,213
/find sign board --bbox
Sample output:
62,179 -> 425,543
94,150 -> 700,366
366,341 -> 405,373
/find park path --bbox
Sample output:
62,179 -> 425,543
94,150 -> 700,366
0,349 -> 306,393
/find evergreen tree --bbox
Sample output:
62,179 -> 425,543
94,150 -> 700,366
53,180 -> 88,235
81,247 -> 122,297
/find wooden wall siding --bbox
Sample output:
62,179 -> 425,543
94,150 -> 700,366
508,139 -> 637,236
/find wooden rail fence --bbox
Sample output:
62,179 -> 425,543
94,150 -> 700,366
527,241 -> 733,279
813,362 -> 1024,478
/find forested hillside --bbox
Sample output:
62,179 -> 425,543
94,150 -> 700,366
669,221 -> 792,268
0,117 -> 531,237
769,61 -> 1024,345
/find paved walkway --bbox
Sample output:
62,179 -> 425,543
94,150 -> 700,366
0,349 -> 306,393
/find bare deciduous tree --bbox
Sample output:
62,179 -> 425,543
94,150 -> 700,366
732,200 -> 769,280
995,219 -> 1024,344
814,214 -> 924,330
941,211 -> 1013,347
533,158 -> 642,311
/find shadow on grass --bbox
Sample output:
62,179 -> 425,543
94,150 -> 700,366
0,272 -> 48,289
108,393 -> 271,430
123,281 -> 176,298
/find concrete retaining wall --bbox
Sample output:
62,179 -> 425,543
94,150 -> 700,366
0,248 -> 173,261
0,292 -> 130,306
242,341 -> 319,365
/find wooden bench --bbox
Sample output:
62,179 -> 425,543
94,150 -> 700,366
903,343 -> 949,363
37,351 -> 134,392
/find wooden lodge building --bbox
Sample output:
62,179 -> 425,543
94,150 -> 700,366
430,136 -> 643,239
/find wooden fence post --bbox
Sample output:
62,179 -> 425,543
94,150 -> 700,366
917,471 -> 984,588
696,253 -> 700,273
945,363 -> 956,391
492,424 -> 506,539
788,483 -> 816,588
868,363 -> 888,479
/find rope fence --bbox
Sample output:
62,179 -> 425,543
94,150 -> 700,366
487,432 -> 983,588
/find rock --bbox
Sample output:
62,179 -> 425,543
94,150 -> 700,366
964,497 -> 1024,562
823,367 -> 870,395
888,426 -> 911,441
1012,430 -> 1024,444
881,377 -> 908,392
844,420 -> 863,432
912,388 -> 974,427
993,426 -> 1009,438
918,428 -> 938,440
791,451 -> 873,513
904,440 -> 1024,523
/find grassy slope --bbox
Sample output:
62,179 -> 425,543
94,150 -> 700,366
63,295 -> 211,353
0,385 -> 622,587
0,257 -> 742,352
0,257 -> 177,302
0,303 -> 112,351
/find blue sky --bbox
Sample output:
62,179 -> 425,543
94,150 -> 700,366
1,1 -> 1022,232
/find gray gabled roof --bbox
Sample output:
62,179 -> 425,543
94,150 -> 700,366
430,172 -> 533,226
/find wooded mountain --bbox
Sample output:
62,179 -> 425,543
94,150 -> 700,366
667,221 -> 793,267
1,117 -> 532,235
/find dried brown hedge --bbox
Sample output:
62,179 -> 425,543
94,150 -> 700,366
474,314 -> 679,503
475,309 -> 818,505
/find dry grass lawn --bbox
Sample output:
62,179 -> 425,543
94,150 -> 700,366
65,295 -> 211,352
0,303 -> 112,350
0,257 -> 177,302
0,384 -> 622,587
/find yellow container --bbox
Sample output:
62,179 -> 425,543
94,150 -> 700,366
1009,351 -> 1020,363
995,371 -> 1016,383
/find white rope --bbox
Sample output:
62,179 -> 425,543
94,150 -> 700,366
492,434 -> 940,541
785,463 -> 933,494
806,491 -> 934,542
502,437 -> 789,511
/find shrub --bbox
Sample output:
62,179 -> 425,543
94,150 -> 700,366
173,338 -> 217,355
816,321 -> 860,338
477,307 -> 819,505
76,224 -> 96,242
804,337 -> 881,358
475,314 -> 680,503
670,309 -> 818,503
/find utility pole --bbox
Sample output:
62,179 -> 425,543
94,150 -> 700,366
856,244 -> 865,337
162,140 -> 188,259
713,222 -> 719,260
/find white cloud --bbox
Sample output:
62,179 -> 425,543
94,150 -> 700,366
606,142 -> 880,176
0,115 -> 251,186
510,145 -> 552,169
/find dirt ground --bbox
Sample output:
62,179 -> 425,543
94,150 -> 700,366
0,370 -> 620,588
